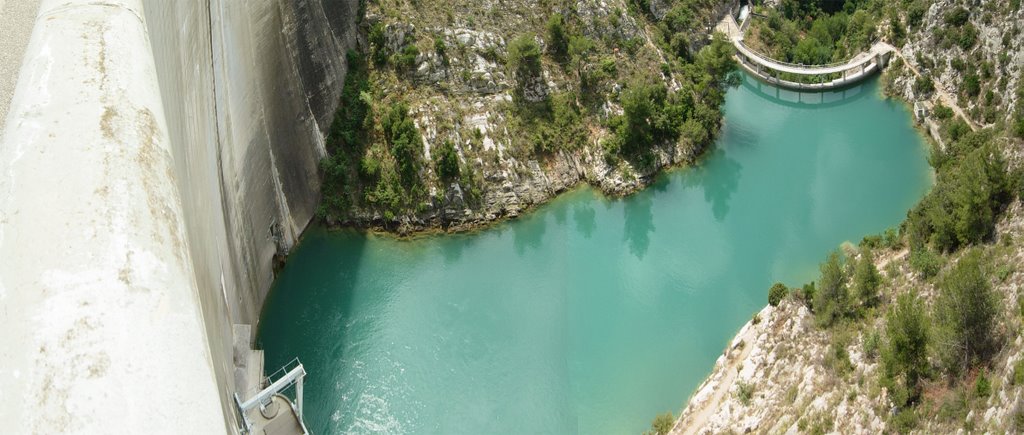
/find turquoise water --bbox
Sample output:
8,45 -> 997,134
258,74 -> 933,434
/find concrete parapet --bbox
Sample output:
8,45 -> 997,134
0,0 -> 359,432
0,0 -> 227,431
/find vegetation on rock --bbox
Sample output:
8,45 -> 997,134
768,282 -> 788,307
317,0 -> 738,231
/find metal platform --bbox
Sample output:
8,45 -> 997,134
235,359 -> 310,435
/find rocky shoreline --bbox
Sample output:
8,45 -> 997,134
328,135 -> 703,236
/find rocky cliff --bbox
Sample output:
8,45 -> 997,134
317,0 -> 741,235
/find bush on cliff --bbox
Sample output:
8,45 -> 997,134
852,247 -> 881,308
507,34 -> 543,99
882,293 -> 930,407
434,140 -> 460,183
382,102 -> 424,190
814,249 -> 849,327
935,249 -> 1000,376
768,282 -> 789,307
319,50 -> 371,221
546,14 -> 568,60
644,412 -> 674,435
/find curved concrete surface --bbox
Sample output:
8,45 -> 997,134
734,40 -> 888,76
718,13 -> 894,91
0,0 -> 41,134
0,0 -> 359,431
0,0 -> 226,432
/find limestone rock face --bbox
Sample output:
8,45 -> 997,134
385,22 -> 417,53
333,0 -> 738,234
649,0 -> 672,20
520,75 -> 550,102
898,0 -> 1024,126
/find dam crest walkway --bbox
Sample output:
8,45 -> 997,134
716,10 -> 895,91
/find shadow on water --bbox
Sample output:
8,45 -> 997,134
741,73 -> 872,110
513,211 -> 547,255
622,192 -> 655,260
573,200 -> 597,239
442,232 -> 473,265
256,227 -> 368,435
552,198 -> 568,225
683,147 -> 743,222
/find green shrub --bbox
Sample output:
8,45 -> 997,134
909,245 -> 943,278
852,247 -> 881,308
932,104 -> 954,120
826,330 -> 853,375
935,249 -> 1000,376
644,412 -> 674,435
913,76 -> 934,95
546,14 -> 568,59
944,7 -> 970,27
889,407 -> 918,433
814,250 -> 848,326
434,140 -> 460,183
975,371 -> 991,397
882,293 -> 930,407
958,23 -> 978,50
737,382 -> 755,405
392,44 -> 420,73
434,36 -> 446,58
381,103 -> 424,189
963,74 -> 981,97
768,282 -> 789,307
798,281 -> 817,309
996,263 -> 1015,282
369,22 -> 388,65
1013,359 -> 1024,385
507,34 -> 542,91
907,2 -> 927,28
863,329 -> 881,360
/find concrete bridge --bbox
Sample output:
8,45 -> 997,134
717,10 -> 895,91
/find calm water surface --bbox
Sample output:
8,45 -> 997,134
258,74 -> 933,434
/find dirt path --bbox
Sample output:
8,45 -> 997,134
670,318 -> 759,434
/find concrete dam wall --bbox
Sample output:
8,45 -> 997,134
0,0 -> 357,431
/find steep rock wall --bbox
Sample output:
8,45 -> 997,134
0,0 -> 358,431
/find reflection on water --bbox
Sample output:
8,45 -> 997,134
623,193 -> 654,259
743,74 -> 870,108
573,200 -> 597,239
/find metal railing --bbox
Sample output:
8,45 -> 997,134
234,358 -> 307,434
735,40 -> 855,70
